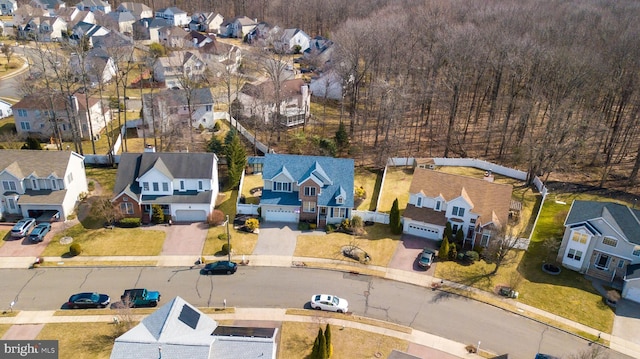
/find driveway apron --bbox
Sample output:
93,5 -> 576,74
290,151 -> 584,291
388,234 -> 438,273
254,223 -> 299,256
0,221 -> 70,258
612,299 -> 640,346
150,222 -> 208,256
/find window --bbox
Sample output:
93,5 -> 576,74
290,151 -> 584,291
273,182 -> 291,192
303,201 -> 316,213
162,182 -> 169,191
435,201 -> 441,210
304,187 -> 316,196
198,181 -> 203,190
470,218 -> 476,224
452,206 -> 465,217
143,182 -> 149,191
602,237 -> 617,247
334,208 -> 347,218
480,234 -> 490,247
52,179 -> 57,190
20,122 -> 31,130
452,224 -> 459,234
31,179 -> 38,189
2,181 -> 16,191
633,247 -> 640,257
120,202 -> 134,214
571,232 -> 588,244
67,173 -> 73,183
153,182 -> 159,191
567,249 -> 583,261
618,260 -> 625,269
7,198 -> 16,210
336,196 -> 343,204
595,254 -> 610,269
180,180 -> 185,190
205,105 -> 212,111
416,197 -> 422,207
17,109 -> 27,117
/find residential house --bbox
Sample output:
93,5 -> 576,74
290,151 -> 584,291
18,16 -> 67,41
245,22 -> 278,47
12,5 -> 47,27
12,93 -> 110,141
188,12 -> 222,33
0,0 -> 17,15
275,28 -> 310,54
70,21 -> 109,47
112,151 -> 219,223
198,39 -> 241,73
259,153 -> 354,226
110,296 -> 277,359
402,168 -> 513,248
184,30 -> 214,48
116,2 -> 153,20
142,87 -> 215,132
92,30 -> 134,49
75,0 -> 110,14
69,47 -> 117,84
221,16 -> 256,39
556,200 -> 640,303
153,50 -> 206,89
102,10 -> 135,34
56,7 -> 94,27
132,17 -> 170,42
310,70 -> 343,100
0,149 -> 88,221
158,25 -> 188,48
29,0 -> 65,13
304,36 -> 334,66
155,7 -> 189,27
238,78 -> 311,127
0,99 -> 13,119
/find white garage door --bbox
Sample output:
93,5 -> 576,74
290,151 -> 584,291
624,286 -> 640,303
174,210 -> 207,222
406,223 -> 440,239
264,208 -> 299,222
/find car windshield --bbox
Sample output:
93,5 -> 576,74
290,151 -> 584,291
332,296 -> 339,305
90,293 -> 99,301
421,254 -> 431,262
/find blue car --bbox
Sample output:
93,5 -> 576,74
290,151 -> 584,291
29,223 -> 51,242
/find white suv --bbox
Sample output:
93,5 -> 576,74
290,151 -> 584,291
11,218 -> 36,238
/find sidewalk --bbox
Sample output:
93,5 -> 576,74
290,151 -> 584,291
2,253 -> 640,358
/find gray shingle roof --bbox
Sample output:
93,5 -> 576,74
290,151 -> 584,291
565,200 -> 640,245
0,149 -> 77,179
260,154 -> 354,207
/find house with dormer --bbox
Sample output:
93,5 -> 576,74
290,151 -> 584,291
69,47 -> 117,84
0,0 -> 17,15
155,7 -> 189,27
142,87 -> 215,131
18,16 -> 67,41
189,12 -> 222,33
556,200 -> 640,303
112,151 -> 219,223
221,16 -> 256,39
275,28 -> 310,54
153,50 -> 206,89
0,149 -> 88,221
116,2 -> 152,20
258,154 -> 354,226
402,168 -> 513,248
75,0 -> 109,13
30,0 -> 65,12
238,78 -> 310,127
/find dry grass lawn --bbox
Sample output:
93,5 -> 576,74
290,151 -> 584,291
354,168 -> 379,211
278,321 -> 408,359
203,225 -> 259,258
41,225 -> 165,257
286,309 -> 412,334
36,322 -> 117,359
0,324 -> 10,339
0,229 -> 8,249
377,167 -> 413,213
41,260 -> 157,267
85,167 -> 118,194
294,224 -> 400,267
240,174 -> 263,205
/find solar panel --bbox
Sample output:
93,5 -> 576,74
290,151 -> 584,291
178,304 -> 200,329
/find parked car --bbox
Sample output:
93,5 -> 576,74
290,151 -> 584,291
120,288 -> 161,307
67,292 -> 110,309
417,248 -> 435,269
535,354 -> 560,359
10,218 -> 36,238
310,294 -> 349,313
29,223 -> 51,242
202,261 -> 237,275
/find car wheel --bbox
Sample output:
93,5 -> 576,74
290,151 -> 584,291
72,304 -> 79,309
337,309 -> 344,313
313,306 -> 320,310
151,301 -> 158,307
226,270 -> 231,274
207,270 -> 213,275
98,304 -> 105,309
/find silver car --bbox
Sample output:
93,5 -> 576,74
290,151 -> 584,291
310,294 -> 349,313
11,218 -> 36,238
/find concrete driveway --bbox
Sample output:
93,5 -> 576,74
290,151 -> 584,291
254,222 -> 301,256
142,222 -> 209,256
388,234 -> 439,274
612,299 -> 640,346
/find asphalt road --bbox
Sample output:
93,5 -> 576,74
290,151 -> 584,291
0,266 -> 630,359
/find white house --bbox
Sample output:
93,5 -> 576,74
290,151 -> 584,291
0,0 -> 17,15
0,99 -> 13,119
75,0 -> 110,14
155,7 -> 189,27
276,28 -> 310,54
0,149 -> 88,221
112,152 -> 219,223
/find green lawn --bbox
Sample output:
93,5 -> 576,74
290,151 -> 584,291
85,167 -> 118,194
377,167 -> 413,213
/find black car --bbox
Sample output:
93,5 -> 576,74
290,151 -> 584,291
202,261 -> 237,275
67,292 -> 110,309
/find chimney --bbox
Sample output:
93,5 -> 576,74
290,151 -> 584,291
144,144 -> 156,152
69,95 -> 79,113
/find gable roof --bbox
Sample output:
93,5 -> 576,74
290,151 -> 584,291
241,78 -> 307,101
0,149 -> 79,180
409,168 -> 512,228
113,152 -> 217,198
13,93 -> 97,112
261,154 -> 354,208
565,200 -> 640,245
143,88 -> 214,108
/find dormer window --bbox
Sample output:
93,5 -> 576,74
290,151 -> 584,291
52,179 -> 57,190
32,179 -> 38,189
416,197 -> 422,207
435,201 -> 441,211
273,182 -> 291,192
198,180 -> 203,190
336,196 -> 344,205
180,180 -> 185,191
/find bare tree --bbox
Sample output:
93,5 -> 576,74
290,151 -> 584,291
484,227 -> 523,276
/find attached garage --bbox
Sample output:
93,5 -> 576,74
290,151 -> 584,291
623,264 -> 640,304
174,210 -> 207,222
263,207 -> 299,223
404,221 -> 441,240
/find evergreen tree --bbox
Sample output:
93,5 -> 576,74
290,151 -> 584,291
311,331 -> 320,359
225,130 -> 247,190
21,137 -> 42,150
335,122 -> 349,155
318,327 -> 328,359
151,204 -> 164,224
324,324 -> 333,358
444,222 -> 453,243
389,198 -> 402,234
439,236 -> 450,260
455,227 -> 464,246
206,136 -> 224,154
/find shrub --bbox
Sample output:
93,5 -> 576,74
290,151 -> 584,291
151,205 -> 165,224
449,247 -> 458,260
245,218 -> 259,231
119,218 -> 141,228
464,250 -> 480,263
325,224 -> 336,233
354,186 -> 366,200
340,218 -> 350,229
309,223 -> 317,230
208,210 -> 226,226
439,237 -> 450,260
351,215 -> 363,229
298,221 -> 310,231
221,243 -> 232,255
69,243 -> 82,256
213,121 -> 221,131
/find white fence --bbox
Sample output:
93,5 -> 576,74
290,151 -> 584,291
223,112 -> 274,155
237,203 -> 260,215
84,125 -> 126,165
352,210 -> 389,224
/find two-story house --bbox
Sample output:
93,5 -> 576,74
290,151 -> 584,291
69,47 -> 117,85
155,7 -> 189,27
238,78 -> 311,127
556,200 -> 640,303
275,28 -> 311,54
142,87 -> 215,132
12,93 -> 110,141
0,149 -> 88,221
188,12 -> 223,33
116,2 -> 153,20
0,0 -> 17,15
18,16 -> 67,41
153,50 -> 206,89
75,0 -> 110,13
220,16 -> 256,39
402,168 -> 513,248
112,151 -> 219,223
259,154 -> 354,226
